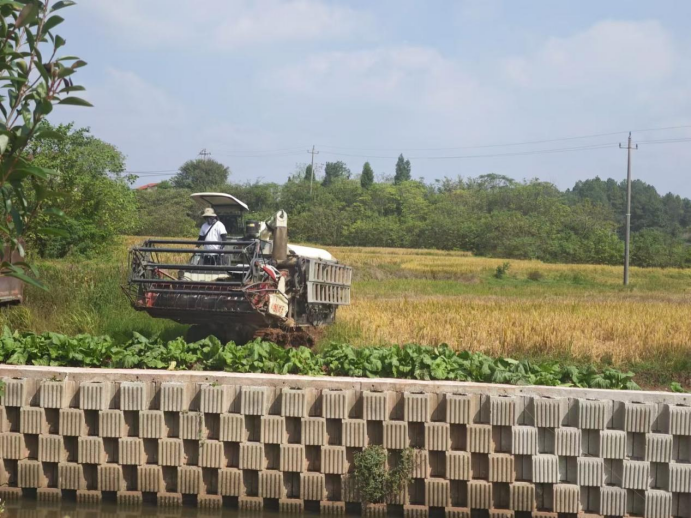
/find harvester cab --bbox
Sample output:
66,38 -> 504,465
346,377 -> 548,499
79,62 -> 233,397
125,193 -> 352,346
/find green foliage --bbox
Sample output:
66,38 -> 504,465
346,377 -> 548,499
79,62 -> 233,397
494,262 -> 511,279
171,158 -> 229,191
134,188 -> 197,237
26,122 -> 136,257
353,446 -> 413,505
360,161 -> 374,189
0,0 -> 88,286
322,161 -> 350,187
670,382 -> 687,393
394,153 -> 411,184
527,270 -> 544,281
0,329 -> 641,390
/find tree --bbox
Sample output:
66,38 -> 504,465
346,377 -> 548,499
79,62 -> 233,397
394,154 -> 411,184
361,162 -> 374,189
322,161 -> 351,187
0,0 -> 91,287
304,164 -> 314,182
27,122 -> 137,257
135,188 -> 197,237
172,159 -> 229,191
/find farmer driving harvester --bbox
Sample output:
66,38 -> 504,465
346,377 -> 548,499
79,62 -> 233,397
197,207 -> 227,265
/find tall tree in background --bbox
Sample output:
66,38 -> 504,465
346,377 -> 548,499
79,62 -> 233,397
172,158 -> 229,191
394,154 -> 412,184
361,162 -> 374,189
304,164 -> 314,182
322,161 -> 351,187
0,0 -> 91,287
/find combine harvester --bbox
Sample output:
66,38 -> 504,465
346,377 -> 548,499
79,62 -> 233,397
125,193 -> 352,345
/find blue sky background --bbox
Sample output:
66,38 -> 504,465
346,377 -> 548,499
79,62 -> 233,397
51,1 -> 691,195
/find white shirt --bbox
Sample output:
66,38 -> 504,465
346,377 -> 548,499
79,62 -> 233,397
199,220 -> 227,250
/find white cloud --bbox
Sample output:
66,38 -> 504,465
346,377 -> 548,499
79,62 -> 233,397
82,0 -> 370,51
504,20 -> 676,89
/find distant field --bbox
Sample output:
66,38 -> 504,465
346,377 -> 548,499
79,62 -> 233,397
2,238 -> 689,387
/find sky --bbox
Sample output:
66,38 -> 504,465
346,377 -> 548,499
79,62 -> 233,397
50,0 -> 691,196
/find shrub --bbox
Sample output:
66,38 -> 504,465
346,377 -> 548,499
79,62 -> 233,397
353,446 -> 414,505
527,270 -> 544,282
494,262 -> 511,279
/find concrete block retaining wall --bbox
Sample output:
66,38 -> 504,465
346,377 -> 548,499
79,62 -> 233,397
0,365 -> 689,517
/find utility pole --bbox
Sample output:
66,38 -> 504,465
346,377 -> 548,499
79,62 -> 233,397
307,145 -> 319,195
199,148 -> 211,161
619,132 -> 638,285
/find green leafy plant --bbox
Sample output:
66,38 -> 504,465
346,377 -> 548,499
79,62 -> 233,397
670,382 -> 687,393
0,0 -> 89,287
494,261 -> 511,279
353,445 -> 414,505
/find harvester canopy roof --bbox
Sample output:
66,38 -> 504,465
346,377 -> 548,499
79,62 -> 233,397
190,192 -> 249,212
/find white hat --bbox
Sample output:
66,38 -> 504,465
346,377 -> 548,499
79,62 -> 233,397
202,207 -> 217,217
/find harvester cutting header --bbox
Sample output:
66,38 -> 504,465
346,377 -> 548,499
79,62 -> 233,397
125,193 -> 352,345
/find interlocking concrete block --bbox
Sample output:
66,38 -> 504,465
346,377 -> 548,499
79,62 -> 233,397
158,438 -> 183,466
59,408 -> 86,436
199,440 -> 224,468
99,409 -> 125,438
412,449 -> 430,479
239,441 -> 264,471
489,454 -> 514,483
625,402 -> 656,433
446,394 -> 473,424
645,433 -> 672,463
553,484 -> 580,513
18,459 -> 46,488
425,478 -> 450,507
669,463 -> 691,493
532,454 -> 559,484
79,381 -> 110,410
302,417 -> 326,445
40,380 -> 71,409
261,415 -> 286,444
322,445 -> 347,474
76,490 -> 102,505
363,391 -> 395,421
577,457 -> 604,487
238,495 -> 263,511
98,464 -> 125,492
178,465 -> 202,494
160,382 -> 187,412
78,436 -> 105,464
219,413 -> 245,442
341,474 -> 359,502
117,491 -> 144,507
533,397 -> 567,428
301,472 -> 325,501
282,388 -> 312,417
447,451 -> 471,480
405,392 -> 432,422
467,424 -> 492,453
119,381 -> 148,411
555,427 -> 581,457
510,482 -> 535,511
2,378 -> 26,407
259,469 -> 285,498
219,467 -> 243,496
426,422 -> 450,451
58,462 -> 85,490
321,500 -> 346,515
279,498 -> 304,513
623,460 -> 651,490
138,465 -> 163,493
444,507 -> 471,518
343,419 -> 366,447
1,432 -> 27,459
20,406 -> 48,434
511,426 -> 537,455
39,434 -> 66,463
241,386 -> 268,415
119,437 -> 144,465
139,410 -> 165,439
577,399 -> 610,430
468,480 -> 492,509
490,396 -> 516,426
668,405 -> 691,436
280,444 -> 305,473
199,383 -> 228,414
158,492 -> 183,507
645,489 -> 671,518
600,430 -> 627,459
363,503 -> 387,517
180,411 -> 204,440
600,486 -> 626,516
36,488 -> 62,503
383,420 -> 408,450
323,389 -> 355,419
